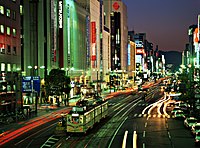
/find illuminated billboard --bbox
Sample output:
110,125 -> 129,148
135,40 -> 144,48
127,44 -> 130,65
91,22 -> 96,63
136,55 -> 142,64
136,48 -> 145,54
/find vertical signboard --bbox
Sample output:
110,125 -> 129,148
198,15 -> 200,41
91,22 -> 96,43
127,44 -> 130,66
51,0 -> 57,63
86,15 -> 90,68
58,0 -> 63,68
91,22 -> 96,68
67,3 -> 71,68
194,28 -> 199,67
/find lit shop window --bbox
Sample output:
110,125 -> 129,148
7,27 -> 10,35
1,63 -> 5,72
0,5 -> 4,15
7,63 -> 11,72
20,5 -> 23,15
0,25 -> 4,34
13,28 -> 16,37
6,8 -> 10,17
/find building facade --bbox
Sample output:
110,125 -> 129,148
0,0 -> 21,113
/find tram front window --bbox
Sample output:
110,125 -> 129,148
72,113 -> 79,124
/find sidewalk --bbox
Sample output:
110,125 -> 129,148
0,105 -> 69,134
0,89 -> 135,136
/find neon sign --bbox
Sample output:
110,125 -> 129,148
58,1 -> 63,28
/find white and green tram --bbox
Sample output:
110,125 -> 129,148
66,100 -> 108,133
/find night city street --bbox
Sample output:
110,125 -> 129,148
1,0 -> 200,148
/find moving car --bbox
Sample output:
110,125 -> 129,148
195,132 -> 200,145
191,123 -> 200,136
171,107 -> 181,115
184,117 -> 197,129
174,110 -> 185,119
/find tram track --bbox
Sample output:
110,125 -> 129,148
54,93 -> 142,148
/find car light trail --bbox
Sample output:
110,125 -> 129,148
0,109 -> 71,146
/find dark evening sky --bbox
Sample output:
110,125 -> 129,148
122,0 -> 200,52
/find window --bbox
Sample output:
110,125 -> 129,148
13,28 -> 16,37
1,63 -> 6,71
7,45 -> 11,54
12,11 -> 16,20
0,25 -> 4,34
7,27 -> 10,35
1,48 -> 5,54
0,5 -> 4,15
6,8 -> 10,17
13,46 -> 16,55
7,63 -> 11,72
20,5 -> 23,15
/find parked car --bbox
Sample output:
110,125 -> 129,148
171,107 -> 181,115
191,123 -> 200,136
184,117 -> 198,129
195,132 -> 200,145
174,110 -> 185,119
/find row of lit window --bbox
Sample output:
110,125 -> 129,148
0,46 -> 17,55
1,62 -> 18,73
0,25 -> 17,37
0,5 -> 16,20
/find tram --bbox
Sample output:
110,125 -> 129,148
56,96 -> 108,134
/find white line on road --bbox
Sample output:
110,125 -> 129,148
143,143 -> 145,148
108,116 -> 128,148
122,131 -> 128,148
143,131 -> 146,138
168,131 -> 171,139
145,122 -> 147,128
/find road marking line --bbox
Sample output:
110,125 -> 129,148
138,114 -> 142,117
143,143 -> 145,148
108,116 -> 128,148
133,131 -> 137,148
145,122 -> 147,127
143,131 -> 146,138
168,131 -> 171,139
122,131 -> 128,148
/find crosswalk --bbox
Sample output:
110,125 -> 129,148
40,135 -> 60,148
133,113 -> 174,119
137,103 -> 149,107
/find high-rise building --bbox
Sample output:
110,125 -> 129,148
0,0 -> 21,72
0,0 -> 21,113
110,0 -> 128,72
